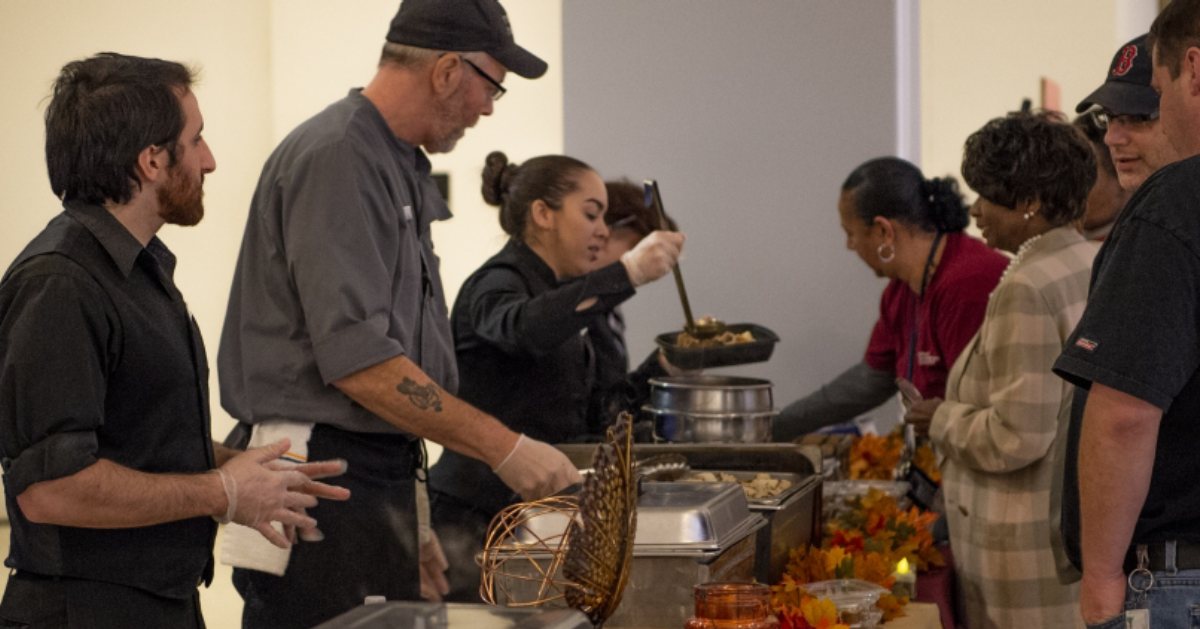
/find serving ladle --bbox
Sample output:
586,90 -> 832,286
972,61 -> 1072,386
643,179 -> 726,340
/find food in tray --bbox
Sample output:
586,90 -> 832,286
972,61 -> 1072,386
684,471 -> 793,500
799,432 -> 855,458
655,322 -> 778,370
675,327 -> 755,348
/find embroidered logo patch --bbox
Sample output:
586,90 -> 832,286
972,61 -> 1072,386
1112,45 -> 1138,77
1075,337 -> 1099,352
917,351 -> 940,367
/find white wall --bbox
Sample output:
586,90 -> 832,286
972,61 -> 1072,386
919,0 -> 1158,188
561,0 -> 911,429
1117,0 -> 1163,44
0,0 -> 274,459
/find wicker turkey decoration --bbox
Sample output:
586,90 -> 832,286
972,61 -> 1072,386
563,411 -> 638,624
478,412 -> 638,626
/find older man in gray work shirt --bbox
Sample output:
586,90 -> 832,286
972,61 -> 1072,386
217,1 -> 580,627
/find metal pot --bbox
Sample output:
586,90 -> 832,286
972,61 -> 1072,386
648,376 -> 773,414
643,407 -> 776,443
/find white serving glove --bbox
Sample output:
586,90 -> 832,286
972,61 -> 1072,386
261,456 -> 350,544
620,230 -> 685,287
214,440 -> 327,548
492,434 -> 582,501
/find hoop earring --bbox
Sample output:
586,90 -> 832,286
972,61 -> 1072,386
876,242 -> 896,264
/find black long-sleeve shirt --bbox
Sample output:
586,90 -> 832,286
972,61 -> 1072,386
429,239 -> 635,514
0,201 -> 215,600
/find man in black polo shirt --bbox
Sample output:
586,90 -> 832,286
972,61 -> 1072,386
1054,1 -> 1200,627
0,53 -> 349,628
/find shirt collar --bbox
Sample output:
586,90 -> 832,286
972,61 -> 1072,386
63,200 -> 149,278
507,239 -> 559,286
349,88 -> 453,225
145,237 -> 177,279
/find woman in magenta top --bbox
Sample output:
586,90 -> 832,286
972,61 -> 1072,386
774,157 -> 1008,440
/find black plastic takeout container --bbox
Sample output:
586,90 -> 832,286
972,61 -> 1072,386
655,323 -> 780,370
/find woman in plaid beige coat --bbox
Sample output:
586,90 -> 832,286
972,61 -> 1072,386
906,112 -> 1100,628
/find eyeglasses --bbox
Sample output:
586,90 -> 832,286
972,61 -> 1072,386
460,56 -> 506,101
1092,109 -> 1159,129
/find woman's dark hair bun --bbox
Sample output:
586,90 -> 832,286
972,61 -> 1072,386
480,151 -> 594,239
481,150 -> 517,207
921,176 -> 970,232
842,157 -> 969,234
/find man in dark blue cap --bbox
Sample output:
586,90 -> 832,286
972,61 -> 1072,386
218,1 -> 580,626
1077,34 -> 1177,194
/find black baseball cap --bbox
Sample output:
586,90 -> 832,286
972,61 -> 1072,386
386,0 -> 547,79
1076,34 -> 1157,116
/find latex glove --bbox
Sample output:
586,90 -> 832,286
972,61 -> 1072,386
493,434 -> 582,501
620,230 -> 684,286
262,457 -> 351,544
215,439 -> 341,548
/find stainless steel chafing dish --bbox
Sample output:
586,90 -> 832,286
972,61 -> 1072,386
493,481 -> 767,629
558,443 -> 823,586
510,481 -> 764,553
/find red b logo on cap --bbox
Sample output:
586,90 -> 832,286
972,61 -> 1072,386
1113,45 -> 1138,77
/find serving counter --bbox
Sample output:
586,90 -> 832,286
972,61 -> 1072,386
557,442 -> 823,586
312,602 -> 589,628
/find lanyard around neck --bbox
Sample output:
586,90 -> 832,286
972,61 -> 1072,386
906,231 -> 945,381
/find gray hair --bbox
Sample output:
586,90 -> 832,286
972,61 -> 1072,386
379,42 -> 441,68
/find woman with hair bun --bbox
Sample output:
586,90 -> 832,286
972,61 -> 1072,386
773,157 -> 1008,440
428,151 -> 684,601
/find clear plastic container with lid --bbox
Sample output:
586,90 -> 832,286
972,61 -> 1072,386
684,582 -> 779,629
801,579 -> 888,629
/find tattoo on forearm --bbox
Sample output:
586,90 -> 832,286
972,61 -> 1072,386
396,377 -> 443,412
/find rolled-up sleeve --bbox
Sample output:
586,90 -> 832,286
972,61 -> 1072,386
281,142 -> 407,383
0,267 -> 109,495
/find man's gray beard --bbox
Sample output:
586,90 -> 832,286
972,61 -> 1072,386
424,96 -> 466,154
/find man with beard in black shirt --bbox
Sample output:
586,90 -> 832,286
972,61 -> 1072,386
0,53 -> 348,628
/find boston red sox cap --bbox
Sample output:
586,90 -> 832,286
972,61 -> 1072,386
386,0 -> 547,79
1076,34 -> 1157,116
